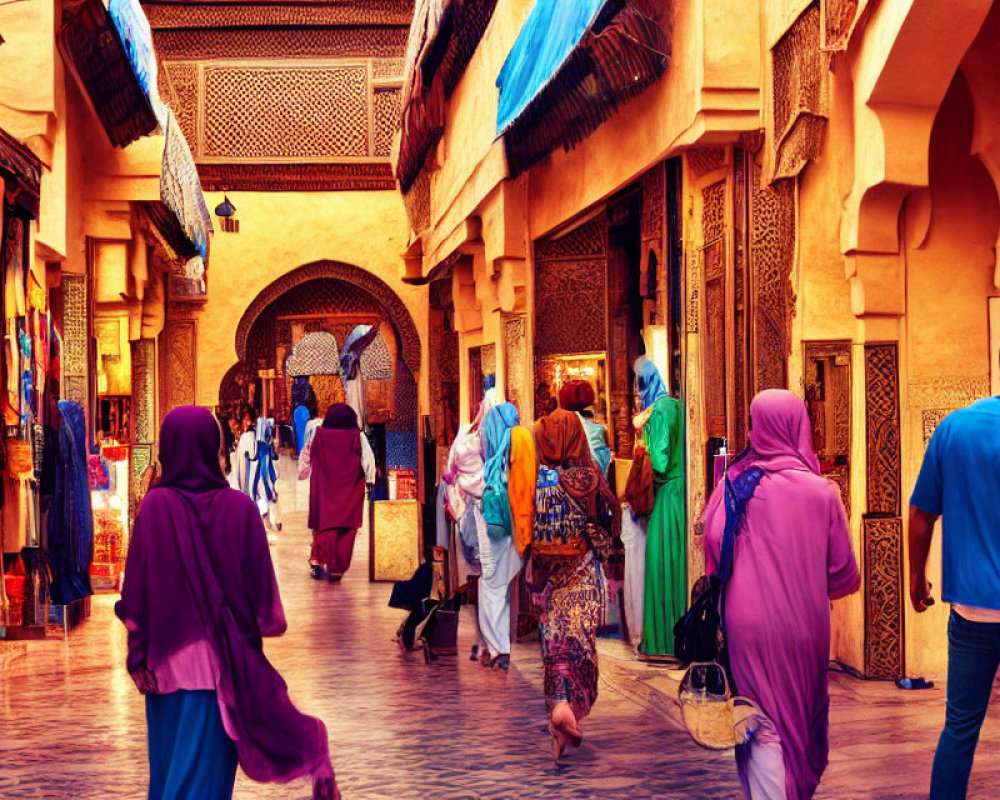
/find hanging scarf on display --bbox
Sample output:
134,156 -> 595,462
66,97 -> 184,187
247,418 -> 278,504
481,403 -> 519,540
47,400 -> 93,604
635,356 -> 668,410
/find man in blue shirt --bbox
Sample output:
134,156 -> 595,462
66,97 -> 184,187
910,386 -> 1000,800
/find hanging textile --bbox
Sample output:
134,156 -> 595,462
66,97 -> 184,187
496,0 -> 606,134
48,401 -> 94,605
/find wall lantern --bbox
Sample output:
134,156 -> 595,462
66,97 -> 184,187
214,194 -> 239,233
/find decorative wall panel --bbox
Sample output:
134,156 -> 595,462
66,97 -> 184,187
821,0 -> 860,50
373,88 -> 403,158
146,2 -> 413,30
165,320 -> 197,412
864,344 -> 901,516
534,218 -> 608,358
153,27 -> 409,60
161,63 -> 198,153
481,343 -> 496,378
750,160 -> 796,392
922,409 -> 951,449
640,163 -> 665,307
61,274 -> 89,409
503,314 -> 527,418
130,339 -> 156,446
687,148 -> 726,178
403,166 -> 432,233
907,376 -> 990,407
863,516 -> 905,679
772,1 -> 829,180
203,66 -> 368,159
197,162 -> 395,192
804,341 -> 851,515
702,181 -> 726,439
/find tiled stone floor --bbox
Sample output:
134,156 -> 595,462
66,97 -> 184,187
1,464 -> 999,799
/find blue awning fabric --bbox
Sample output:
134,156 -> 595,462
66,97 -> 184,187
109,0 -> 167,127
495,0 -> 606,135
495,0 -> 670,178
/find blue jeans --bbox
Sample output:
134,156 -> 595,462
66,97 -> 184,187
930,609 -> 1000,799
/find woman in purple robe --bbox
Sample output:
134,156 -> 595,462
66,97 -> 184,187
703,390 -> 859,800
115,406 -> 337,800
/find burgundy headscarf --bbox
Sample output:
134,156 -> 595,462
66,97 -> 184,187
322,403 -> 358,430
157,406 -> 229,492
558,379 -> 596,412
309,405 -> 365,531
727,389 -> 821,480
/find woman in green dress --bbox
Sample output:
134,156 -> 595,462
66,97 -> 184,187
634,357 -> 686,655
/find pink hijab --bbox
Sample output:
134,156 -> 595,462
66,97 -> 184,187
727,389 -> 820,479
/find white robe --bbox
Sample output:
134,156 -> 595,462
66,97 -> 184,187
621,505 -> 648,647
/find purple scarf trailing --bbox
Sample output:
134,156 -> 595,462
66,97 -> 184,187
116,406 -> 331,785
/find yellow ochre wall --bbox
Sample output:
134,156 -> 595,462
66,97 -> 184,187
195,190 -> 427,409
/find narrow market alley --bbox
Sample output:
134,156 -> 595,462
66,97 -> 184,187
2,468 -> 1000,800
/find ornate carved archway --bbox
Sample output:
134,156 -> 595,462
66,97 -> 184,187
234,260 -> 421,375
841,0 -> 994,315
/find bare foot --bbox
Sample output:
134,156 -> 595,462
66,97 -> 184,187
550,702 -> 583,751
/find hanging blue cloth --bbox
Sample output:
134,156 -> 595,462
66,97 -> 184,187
48,400 -> 93,605
635,356 -> 668,410
292,405 -> 310,457
249,418 -> 278,504
495,0 -> 607,134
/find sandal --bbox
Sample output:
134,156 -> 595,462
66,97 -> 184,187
488,654 -> 510,671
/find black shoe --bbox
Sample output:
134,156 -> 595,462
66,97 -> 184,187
310,566 -> 325,581
327,573 -> 342,583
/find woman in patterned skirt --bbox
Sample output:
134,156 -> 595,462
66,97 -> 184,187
530,408 -> 620,761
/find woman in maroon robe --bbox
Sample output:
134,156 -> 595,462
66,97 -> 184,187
116,406 -> 337,800
308,403 -> 366,582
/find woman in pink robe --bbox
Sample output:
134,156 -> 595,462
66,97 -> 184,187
704,390 -> 860,800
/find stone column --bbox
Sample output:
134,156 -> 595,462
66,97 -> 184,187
129,338 -> 156,529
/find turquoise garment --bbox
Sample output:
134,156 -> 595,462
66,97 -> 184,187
636,357 -> 668,410
579,415 -> 612,475
146,690 -> 238,800
482,403 -> 520,539
495,0 -> 607,133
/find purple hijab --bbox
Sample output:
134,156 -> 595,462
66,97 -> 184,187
309,404 -> 364,531
116,406 -> 332,785
724,388 -> 821,480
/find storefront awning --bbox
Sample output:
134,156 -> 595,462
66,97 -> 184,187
0,128 -> 42,219
396,0 -> 498,193
136,111 -> 213,294
58,0 -> 163,148
495,0 -> 670,178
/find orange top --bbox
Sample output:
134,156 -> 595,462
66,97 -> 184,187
508,425 -> 537,556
